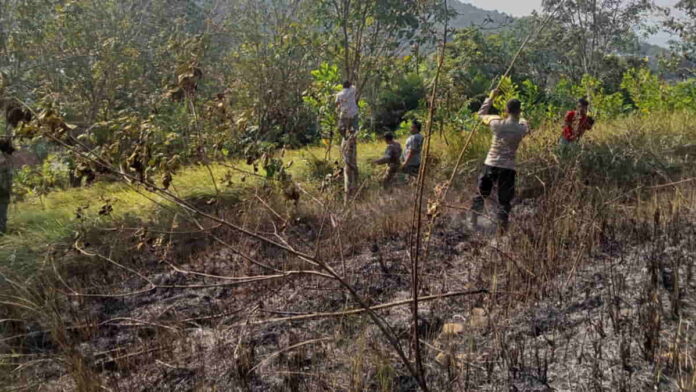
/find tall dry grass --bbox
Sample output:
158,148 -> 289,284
1,110 -> 695,391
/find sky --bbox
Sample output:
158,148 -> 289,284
462,0 -> 680,46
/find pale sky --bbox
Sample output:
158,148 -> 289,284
462,0 -> 680,46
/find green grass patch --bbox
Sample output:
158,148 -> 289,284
3,111 -> 695,275
0,138 -> 397,274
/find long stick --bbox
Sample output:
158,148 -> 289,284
234,289 -> 488,326
407,2 -> 449,389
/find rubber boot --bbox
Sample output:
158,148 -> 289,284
496,209 -> 509,233
471,197 -> 484,228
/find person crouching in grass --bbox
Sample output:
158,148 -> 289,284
372,132 -> 402,189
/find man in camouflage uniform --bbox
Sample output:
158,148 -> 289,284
373,133 -> 402,189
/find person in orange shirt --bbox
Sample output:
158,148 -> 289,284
560,97 -> 595,146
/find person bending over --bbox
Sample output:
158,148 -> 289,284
471,90 -> 531,230
373,133 -> 402,189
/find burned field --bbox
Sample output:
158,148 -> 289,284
2,178 -> 695,391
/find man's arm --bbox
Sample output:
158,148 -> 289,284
577,116 -> 595,139
373,146 -> 393,165
402,151 -> 414,167
478,89 -> 500,126
402,136 -> 414,166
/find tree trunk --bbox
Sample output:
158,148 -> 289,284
341,131 -> 358,204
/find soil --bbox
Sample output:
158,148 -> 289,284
2,196 -> 695,391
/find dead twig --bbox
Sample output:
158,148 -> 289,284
247,337 -> 333,374
233,289 -> 488,326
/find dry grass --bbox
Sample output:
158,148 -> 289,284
1,111 -> 696,391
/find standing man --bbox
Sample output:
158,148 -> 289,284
336,81 -> 359,203
372,133 -> 402,189
559,97 -> 594,146
401,120 -> 423,177
0,137 -> 12,233
471,90 -> 531,230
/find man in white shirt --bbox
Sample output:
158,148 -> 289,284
401,120 -> 423,176
335,81 -> 359,202
335,81 -> 359,137
471,89 -> 531,230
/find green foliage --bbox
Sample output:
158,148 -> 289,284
622,68 -> 696,114
304,63 -> 342,142
621,68 -> 666,113
670,79 -> 696,111
373,73 -> 426,133
302,152 -> 337,181
13,154 -> 71,201
663,0 -> 696,69
578,75 -> 628,120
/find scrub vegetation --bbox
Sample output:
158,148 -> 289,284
1,0 -> 695,391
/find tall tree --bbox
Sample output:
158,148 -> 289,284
316,0 -> 448,199
542,0 -> 654,79
663,0 -> 696,76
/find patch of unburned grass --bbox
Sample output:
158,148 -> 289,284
0,136 -> 410,274
2,111 -> 694,274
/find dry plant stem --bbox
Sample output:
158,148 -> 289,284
234,289 -> 488,326
407,5 -> 448,388
71,241 -> 331,297
49,135 -> 424,388
247,337 -> 333,374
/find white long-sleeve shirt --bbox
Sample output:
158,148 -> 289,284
335,86 -> 359,119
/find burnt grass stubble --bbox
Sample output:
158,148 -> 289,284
1,176 -> 695,391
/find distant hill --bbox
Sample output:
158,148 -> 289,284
447,1 -> 669,69
447,0 -> 515,30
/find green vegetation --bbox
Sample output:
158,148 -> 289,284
1,0 -> 696,390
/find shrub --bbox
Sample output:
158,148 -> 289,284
373,73 -> 426,133
13,153 -> 71,201
302,152 -> 337,181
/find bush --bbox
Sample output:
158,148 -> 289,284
373,73 -> 426,133
13,153 -> 71,201
302,152 -> 337,181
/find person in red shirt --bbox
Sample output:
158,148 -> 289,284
560,97 -> 595,145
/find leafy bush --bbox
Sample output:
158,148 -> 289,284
621,68 -> 666,113
373,73 -> 426,133
302,152 -> 338,181
13,153 -> 71,201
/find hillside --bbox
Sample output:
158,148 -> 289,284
2,111 -> 695,390
448,0 -> 514,30
1,0 -> 695,390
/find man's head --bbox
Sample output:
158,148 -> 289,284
577,97 -> 589,116
506,99 -> 522,116
411,120 -> 421,134
342,81 -> 352,89
384,132 -> 394,143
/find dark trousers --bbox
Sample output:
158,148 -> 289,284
472,165 -> 516,224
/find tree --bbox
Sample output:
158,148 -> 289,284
541,0 -> 654,79
663,0 -> 696,76
222,0 -> 321,147
316,0 -> 448,199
